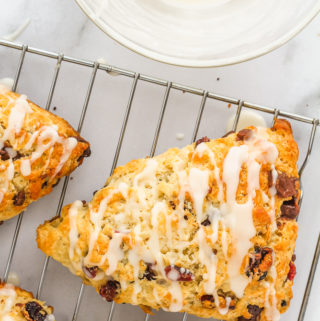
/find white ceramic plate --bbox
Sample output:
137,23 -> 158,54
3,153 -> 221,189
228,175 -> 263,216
75,0 -> 320,67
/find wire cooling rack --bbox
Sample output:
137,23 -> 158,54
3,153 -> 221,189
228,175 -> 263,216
0,38 -> 319,321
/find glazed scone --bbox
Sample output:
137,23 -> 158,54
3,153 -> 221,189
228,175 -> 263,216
0,282 -> 55,321
37,119 -> 299,321
0,85 -> 90,221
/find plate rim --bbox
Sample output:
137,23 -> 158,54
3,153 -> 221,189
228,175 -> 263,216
75,0 -> 320,68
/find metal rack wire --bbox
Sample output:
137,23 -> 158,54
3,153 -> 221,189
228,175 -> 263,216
0,38 -> 319,321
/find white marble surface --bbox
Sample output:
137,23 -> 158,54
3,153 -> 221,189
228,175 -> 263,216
0,1 -> 320,321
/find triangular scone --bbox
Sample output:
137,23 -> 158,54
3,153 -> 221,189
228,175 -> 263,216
0,282 -> 55,320
37,119 -> 299,320
0,86 -> 90,221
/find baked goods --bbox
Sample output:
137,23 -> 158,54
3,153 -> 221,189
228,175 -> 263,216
37,119 -> 299,320
0,282 -> 55,320
0,85 -> 90,221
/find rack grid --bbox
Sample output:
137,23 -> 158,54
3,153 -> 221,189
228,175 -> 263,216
0,38 -> 319,321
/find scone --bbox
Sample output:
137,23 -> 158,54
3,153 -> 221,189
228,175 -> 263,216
0,85 -> 90,221
0,282 -> 55,320
37,119 -> 299,321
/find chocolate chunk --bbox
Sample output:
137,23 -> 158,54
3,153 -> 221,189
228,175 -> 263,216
0,148 -> 10,161
82,146 -> 91,158
201,217 -> 211,226
13,191 -> 25,206
165,265 -> 194,281
83,265 -> 98,278
99,280 -> 121,302
183,215 -> 188,220
292,254 -> 296,262
281,300 -> 287,307
0,221 -> 3,225
195,136 -> 210,147
77,146 -> 91,163
246,247 -> 273,281
236,129 -> 252,141
141,263 -> 156,281
281,197 -> 300,219
276,173 -> 298,198
238,305 -> 263,321
221,130 -> 235,138
24,301 -> 47,321
12,151 -> 23,161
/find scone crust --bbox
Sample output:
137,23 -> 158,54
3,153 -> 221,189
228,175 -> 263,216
37,119 -> 299,320
0,89 -> 90,221
0,282 -> 54,320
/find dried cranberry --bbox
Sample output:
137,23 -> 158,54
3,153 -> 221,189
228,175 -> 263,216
238,304 -> 263,321
201,294 -> 214,303
236,129 -> 253,141
24,301 -> 47,321
276,173 -> 298,198
221,130 -> 235,138
287,261 -> 296,281
83,265 -> 98,278
99,280 -> 121,302
13,191 -> 25,206
195,136 -> 210,147
246,247 -> 273,281
201,217 -> 211,226
141,263 -> 156,281
165,265 -> 194,282
281,197 -> 300,219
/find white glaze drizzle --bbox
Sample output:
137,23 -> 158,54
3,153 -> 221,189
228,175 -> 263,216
53,137 -> 78,178
133,159 -> 158,206
269,165 -> 278,231
104,233 -> 124,275
66,127 -> 280,313
0,284 -> 17,321
0,90 -> 81,204
128,250 -> 142,303
20,159 -> 31,176
84,183 -> 128,265
167,281 -> 183,312
188,167 -> 209,224
264,260 -> 280,321
68,200 -> 83,270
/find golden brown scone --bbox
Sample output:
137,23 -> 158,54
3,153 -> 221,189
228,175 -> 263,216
37,119 -> 299,321
0,282 -> 55,320
0,85 -> 90,221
